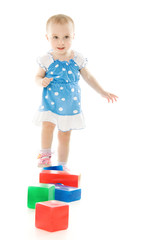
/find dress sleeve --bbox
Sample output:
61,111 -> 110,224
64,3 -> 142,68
74,51 -> 88,70
37,54 -> 53,71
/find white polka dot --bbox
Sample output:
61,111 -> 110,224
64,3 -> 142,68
45,95 -> 48,99
73,97 -> 77,100
66,80 -> 69,83
75,64 -> 77,66
62,68 -> 66,71
78,102 -> 81,105
59,107 -> 63,111
71,88 -> 75,92
68,70 -> 72,74
51,102 -> 54,105
56,76 -> 60,78
78,90 -> 80,93
66,63 -> 68,65
60,87 -> 64,90
61,98 -> 65,101
73,110 -> 78,114
55,92 -> 59,96
50,71 -> 53,75
48,88 -> 51,91
55,64 -> 59,68
41,106 -> 44,109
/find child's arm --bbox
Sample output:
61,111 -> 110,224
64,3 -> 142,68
80,67 -> 118,103
35,67 -> 53,87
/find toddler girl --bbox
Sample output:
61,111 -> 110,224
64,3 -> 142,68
33,14 -> 118,169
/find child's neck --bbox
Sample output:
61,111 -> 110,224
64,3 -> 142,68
51,49 -> 73,62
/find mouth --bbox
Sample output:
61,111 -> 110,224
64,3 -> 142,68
57,47 -> 65,50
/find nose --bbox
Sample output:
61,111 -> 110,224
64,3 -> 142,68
58,38 -> 64,45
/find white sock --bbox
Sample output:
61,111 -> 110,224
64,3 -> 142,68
40,148 -> 51,154
58,161 -> 67,166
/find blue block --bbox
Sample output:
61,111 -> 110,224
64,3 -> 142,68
55,184 -> 81,202
43,165 -> 63,171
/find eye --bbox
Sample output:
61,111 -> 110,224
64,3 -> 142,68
64,35 -> 70,39
53,36 -> 58,39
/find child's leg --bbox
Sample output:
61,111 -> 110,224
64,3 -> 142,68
37,121 -> 56,167
57,130 -> 71,165
41,121 -> 56,149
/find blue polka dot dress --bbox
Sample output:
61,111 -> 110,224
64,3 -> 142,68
33,50 -> 87,132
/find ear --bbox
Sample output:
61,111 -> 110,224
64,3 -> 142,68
45,34 -> 49,40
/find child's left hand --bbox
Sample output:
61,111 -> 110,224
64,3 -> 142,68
80,67 -> 118,103
101,91 -> 118,103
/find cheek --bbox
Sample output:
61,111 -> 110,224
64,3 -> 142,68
50,41 -> 57,48
66,40 -> 72,47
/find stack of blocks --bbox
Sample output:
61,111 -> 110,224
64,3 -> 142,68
27,165 -> 81,232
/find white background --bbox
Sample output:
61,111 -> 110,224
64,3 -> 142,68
0,0 -> 160,239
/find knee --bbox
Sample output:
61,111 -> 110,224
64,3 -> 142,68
42,121 -> 55,131
58,130 -> 71,143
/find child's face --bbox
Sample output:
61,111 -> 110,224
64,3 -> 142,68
46,22 -> 75,55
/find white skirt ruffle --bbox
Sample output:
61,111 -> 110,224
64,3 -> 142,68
33,110 -> 85,132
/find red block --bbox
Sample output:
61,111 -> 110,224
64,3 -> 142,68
35,200 -> 69,232
39,170 -> 80,188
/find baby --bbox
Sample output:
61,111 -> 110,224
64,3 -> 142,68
33,14 -> 118,169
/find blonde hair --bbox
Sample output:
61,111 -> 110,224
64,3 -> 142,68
46,14 -> 75,32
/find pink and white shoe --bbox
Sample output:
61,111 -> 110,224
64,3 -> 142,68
62,165 -> 70,172
37,152 -> 52,168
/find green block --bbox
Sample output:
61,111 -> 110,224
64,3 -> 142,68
27,184 -> 55,209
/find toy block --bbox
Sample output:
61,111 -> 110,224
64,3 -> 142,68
39,170 -> 80,188
27,184 -> 55,209
43,165 -> 63,171
55,184 -> 81,202
35,200 -> 69,232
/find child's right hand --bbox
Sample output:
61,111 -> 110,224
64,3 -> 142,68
42,77 -> 53,87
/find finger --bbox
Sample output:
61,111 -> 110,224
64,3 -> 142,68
48,78 -> 53,84
113,94 -> 118,98
110,94 -> 118,102
45,80 -> 50,85
108,94 -> 113,103
42,81 -> 47,87
111,94 -> 118,99
111,96 -> 116,103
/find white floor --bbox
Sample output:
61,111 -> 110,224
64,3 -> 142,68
2,154 -> 160,240
1,99 -> 160,240
1,98 -> 160,240
1,1 -> 160,239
